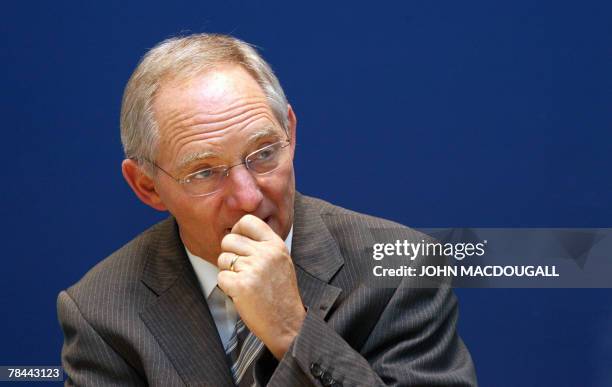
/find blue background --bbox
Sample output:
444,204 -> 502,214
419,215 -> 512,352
2,1 -> 611,385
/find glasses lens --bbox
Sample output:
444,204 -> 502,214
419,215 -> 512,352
183,165 -> 226,196
246,141 -> 288,174
179,141 -> 290,197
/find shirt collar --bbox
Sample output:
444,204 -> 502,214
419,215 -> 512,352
186,225 -> 294,299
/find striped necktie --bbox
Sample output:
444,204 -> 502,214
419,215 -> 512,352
225,318 -> 265,386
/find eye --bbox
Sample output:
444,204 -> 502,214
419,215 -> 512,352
256,148 -> 274,160
191,168 -> 216,180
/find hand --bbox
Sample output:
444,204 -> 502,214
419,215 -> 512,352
217,214 -> 306,360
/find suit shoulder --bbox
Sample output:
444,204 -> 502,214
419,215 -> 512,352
65,217 -> 174,301
300,194 -> 428,239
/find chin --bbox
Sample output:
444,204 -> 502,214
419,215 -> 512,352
271,217 -> 292,241
264,216 -> 278,234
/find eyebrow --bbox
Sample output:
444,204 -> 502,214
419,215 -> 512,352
176,150 -> 219,174
175,126 -> 284,173
247,126 -> 284,145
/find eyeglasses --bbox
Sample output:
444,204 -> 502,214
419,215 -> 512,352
136,140 -> 291,197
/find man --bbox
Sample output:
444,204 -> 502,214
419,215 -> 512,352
58,33 -> 477,386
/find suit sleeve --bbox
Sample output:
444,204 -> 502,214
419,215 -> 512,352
57,290 -> 145,386
265,279 -> 477,386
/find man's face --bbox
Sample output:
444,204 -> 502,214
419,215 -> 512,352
150,64 -> 296,262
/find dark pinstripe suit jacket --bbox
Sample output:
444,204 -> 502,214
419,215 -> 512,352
58,193 -> 477,386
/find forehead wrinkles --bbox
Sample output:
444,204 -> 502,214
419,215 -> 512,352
159,97 -> 272,135
158,99 -> 278,164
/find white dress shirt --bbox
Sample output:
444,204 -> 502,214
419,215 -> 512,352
186,226 -> 293,351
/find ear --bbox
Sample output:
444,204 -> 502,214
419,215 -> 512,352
287,104 -> 297,158
121,159 -> 168,211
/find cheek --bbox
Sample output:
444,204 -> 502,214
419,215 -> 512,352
170,193 -> 223,234
191,200 -> 222,228
186,200 -> 227,253
266,167 -> 295,226
155,183 -> 187,214
261,167 -> 294,201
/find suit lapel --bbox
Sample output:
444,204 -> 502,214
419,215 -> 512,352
291,193 -> 344,319
139,218 -> 235,387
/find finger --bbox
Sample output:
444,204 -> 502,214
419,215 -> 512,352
221,232 -> 257,256
231,214 -> 278,242
217,270 -> 240,298
217,252 -> 247,272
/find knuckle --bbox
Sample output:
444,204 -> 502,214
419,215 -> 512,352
271,239 -> 287,252
270,247 -> 288,262
221,234 -> 235,249
240,215 -> 254,229
217,252 -> 228,267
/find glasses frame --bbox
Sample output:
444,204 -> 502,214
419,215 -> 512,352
133,139 -> 292,197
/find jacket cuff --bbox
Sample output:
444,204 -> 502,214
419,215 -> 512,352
266,309 -> 380,387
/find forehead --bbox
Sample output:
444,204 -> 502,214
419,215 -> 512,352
152,64 -> 282,165
154,64 -> 268,121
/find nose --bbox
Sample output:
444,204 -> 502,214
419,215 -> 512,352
223,164 -> 263,213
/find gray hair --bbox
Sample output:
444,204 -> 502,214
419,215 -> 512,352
120,33 -> 289,166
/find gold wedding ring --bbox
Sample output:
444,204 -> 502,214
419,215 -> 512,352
229,254 -> 240,272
